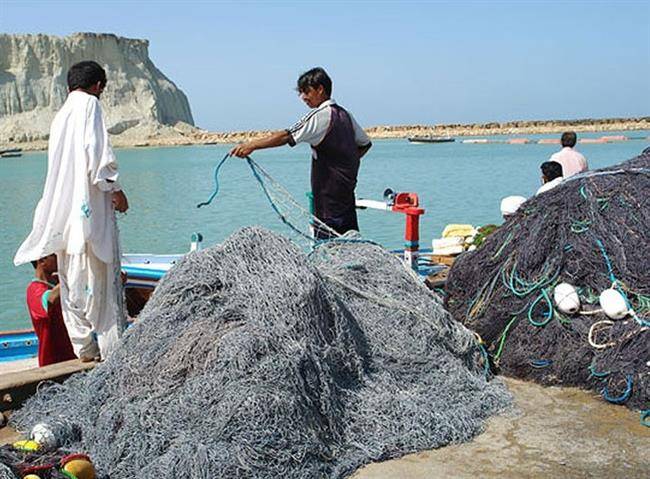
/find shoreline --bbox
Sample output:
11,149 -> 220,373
3,117 -> 649,152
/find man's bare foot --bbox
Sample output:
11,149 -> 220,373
80,355 -> 100,363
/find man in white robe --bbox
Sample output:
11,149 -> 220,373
14,61 -> 129,360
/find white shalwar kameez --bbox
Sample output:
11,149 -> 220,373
14,90 -> 126,360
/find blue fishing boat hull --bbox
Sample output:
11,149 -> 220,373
0,330 -> 38,363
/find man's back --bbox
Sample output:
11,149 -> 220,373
14,90 -> 119,265
550,147 -> 588,177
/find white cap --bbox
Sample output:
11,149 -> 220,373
500,196 -> 527,217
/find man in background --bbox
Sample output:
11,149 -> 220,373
14,61 -> 128,361
230,67 -> 372,239
536,161 -> 564,195
548,131 -> 588,177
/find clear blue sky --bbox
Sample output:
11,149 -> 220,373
2,0 -> 649,131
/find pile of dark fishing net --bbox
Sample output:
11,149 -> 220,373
10,228 -> 510,478
445,150 -> 650,410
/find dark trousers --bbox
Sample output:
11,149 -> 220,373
314,209 -> 359,240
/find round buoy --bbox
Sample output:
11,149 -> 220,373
62,457 -> 96,479
31,422 -> 58,450
599,288 -> 629,319
553,282 -> 580,314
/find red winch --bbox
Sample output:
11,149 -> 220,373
356,189 -> 425,270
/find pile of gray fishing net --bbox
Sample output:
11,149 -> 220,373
11,227 -> 510,478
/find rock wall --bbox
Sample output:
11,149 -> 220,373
0,32 -> 194,143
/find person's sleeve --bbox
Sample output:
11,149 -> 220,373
27,283 -> 49,322
287,109 -> 330,147
84,98 -> 121,192
41,290 -> 51,311
350,114 -> 371,146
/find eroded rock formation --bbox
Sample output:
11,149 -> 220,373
0,32 -> 194,143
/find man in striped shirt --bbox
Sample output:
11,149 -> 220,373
231,67 -> 372,238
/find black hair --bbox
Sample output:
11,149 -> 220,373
561,131 -> 577,148
296,67 -> 332,96
541,161 -> 563,181
31,260 -> 37,269
67,61 -> 107,91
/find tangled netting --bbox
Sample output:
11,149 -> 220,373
0,446 -> 78,479
11,227 -> 510,478
446,150 -> 650,410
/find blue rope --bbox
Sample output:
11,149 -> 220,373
594,238 -> 617,284
197,154 -> 385,249
579,185 -> 588,199
588,363 -> 610,378
502,261 -> 559,299
641,410 -> 650,427
633,315 -> 650,327
245,158 -> 380,248
196,153 -> 230,208
601,374 -> 633,404
527,288 -> 553,327
530,359 -> 553,368
245,157 -> 316,241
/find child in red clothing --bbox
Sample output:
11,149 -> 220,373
27,254 -> 76,366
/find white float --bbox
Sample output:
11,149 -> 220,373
30,422 -> 58,450
553,282 -> 581,314
599,288 -> 629,320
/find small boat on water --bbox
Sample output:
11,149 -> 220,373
407,136 -> 455,144
0,148 -> 22,158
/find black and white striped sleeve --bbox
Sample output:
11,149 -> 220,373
287,106 -> 331,147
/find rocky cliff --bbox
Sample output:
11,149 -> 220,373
0,32 -> 194,143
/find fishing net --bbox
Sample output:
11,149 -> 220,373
197,154 -> 343,246
445,149 -> 650,410
0,445 -> 85,479
10,227 -> 510,478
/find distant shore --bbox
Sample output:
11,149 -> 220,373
3,116 -> 649,152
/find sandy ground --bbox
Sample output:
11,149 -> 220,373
354,377 -> 649,479
1,376 -> 647,477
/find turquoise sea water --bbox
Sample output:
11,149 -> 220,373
1,132 -> 648,330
